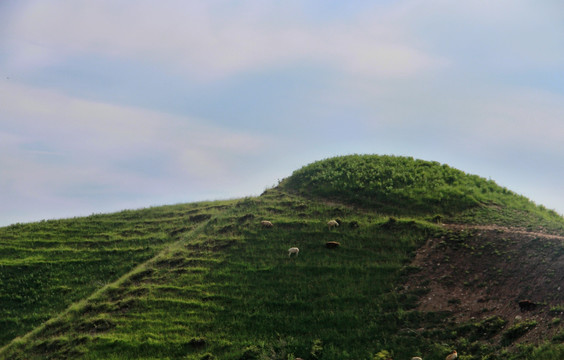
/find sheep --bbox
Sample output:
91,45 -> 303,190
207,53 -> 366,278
327,220 -> 339,230
411,357 -> 423,360
288,247 -> 299,257
325,241 -> 340,249
445,350 -> 457,360
261,220 -> 273,228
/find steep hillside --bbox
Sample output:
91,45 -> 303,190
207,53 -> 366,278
2,154 -> 564,359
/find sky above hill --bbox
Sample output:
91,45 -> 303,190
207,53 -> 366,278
1,0 -> 564,226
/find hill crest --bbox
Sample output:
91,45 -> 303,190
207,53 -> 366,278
280,154 -> 563,229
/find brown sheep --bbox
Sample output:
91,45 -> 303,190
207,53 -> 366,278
325,241 -> 340,249
445,350 -> 457,360
518,299 -> 537,312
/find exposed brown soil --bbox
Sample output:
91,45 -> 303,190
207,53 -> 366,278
404,223 -> 564,346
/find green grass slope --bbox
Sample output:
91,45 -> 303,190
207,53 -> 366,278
0,201 -> 233,349
1,191 -> 439,359
2,154 -> 564,359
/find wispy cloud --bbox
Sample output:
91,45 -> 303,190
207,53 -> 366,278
2,0 -> 564,225
4,0 -> 447,80
0,80 -> 270,222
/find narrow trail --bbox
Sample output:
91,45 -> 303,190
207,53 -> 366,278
443,223 -> 564,241
313,193 -> 564,242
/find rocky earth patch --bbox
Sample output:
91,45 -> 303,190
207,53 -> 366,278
404,224 -> 564,346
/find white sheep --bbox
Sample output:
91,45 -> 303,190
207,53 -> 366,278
411,357 -> 423,360
261,220 -> 273,228
288,247 -> 299,257
327,220 -> 339,230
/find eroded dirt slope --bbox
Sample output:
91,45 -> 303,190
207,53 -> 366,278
405,224 -> 564,345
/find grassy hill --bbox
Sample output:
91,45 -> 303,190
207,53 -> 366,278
281,155 -> 563,229
2,154 -> 564,359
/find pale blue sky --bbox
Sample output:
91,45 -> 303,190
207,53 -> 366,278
2,0 -> 564,225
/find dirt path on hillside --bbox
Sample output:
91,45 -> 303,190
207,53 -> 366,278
443,223 -> 564,241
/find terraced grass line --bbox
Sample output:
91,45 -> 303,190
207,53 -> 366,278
0,201 -> 233,348
0,216 -> 213,358
0,192 -> 438,359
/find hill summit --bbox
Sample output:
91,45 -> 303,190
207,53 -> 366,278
281,154 -> 560,227
280,154 -> 516,214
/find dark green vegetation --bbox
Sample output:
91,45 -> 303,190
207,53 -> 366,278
281,155 -> 563,230
2,154 -> 564,359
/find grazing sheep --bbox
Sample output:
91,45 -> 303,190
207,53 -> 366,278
445,350 -> 457,360
261,220 -> 273,228
411,357 -> 423,360
288,247 -> 299,257
327,220 -> 339,230
325,241 -> 340,249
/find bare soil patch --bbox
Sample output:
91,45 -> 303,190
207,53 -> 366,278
404,224 -> 564,345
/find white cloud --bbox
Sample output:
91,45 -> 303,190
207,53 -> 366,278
3,0 -> 447,80
477,88 -> 564,151
392,0 -> 564,69
0,81 -> 270,220
3,0 -> 564,224
363,80 -> 564,153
